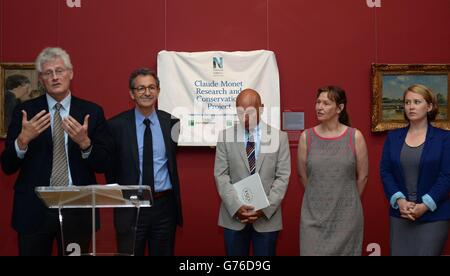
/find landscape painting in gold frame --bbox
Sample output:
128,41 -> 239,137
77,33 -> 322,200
371,64 -> 450,132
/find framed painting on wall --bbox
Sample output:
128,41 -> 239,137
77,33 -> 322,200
371,64 -> 450,132
0,63 -> 44,138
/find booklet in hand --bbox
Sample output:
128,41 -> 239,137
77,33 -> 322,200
233,173 -> 270,211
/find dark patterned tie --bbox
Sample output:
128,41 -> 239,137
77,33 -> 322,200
246,132 -> 256,175
142,119 -> 155,193
50,103 -> 69,186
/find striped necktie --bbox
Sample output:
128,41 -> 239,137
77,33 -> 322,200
246,132 -> 256,175
50,103 -> 69,186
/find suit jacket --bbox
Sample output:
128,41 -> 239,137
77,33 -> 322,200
380,124 -> 450,222
1,94 -> 110,234
214,123 -> 291,232
106,109 -> 182,233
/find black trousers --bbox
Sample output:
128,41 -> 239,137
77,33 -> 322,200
116,193 -> 177,256
18,209 -> 92,256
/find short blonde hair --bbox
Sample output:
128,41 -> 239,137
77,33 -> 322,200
403,84 -> 439,121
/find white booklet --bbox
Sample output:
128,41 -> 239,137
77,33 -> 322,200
233,173 -> 270,211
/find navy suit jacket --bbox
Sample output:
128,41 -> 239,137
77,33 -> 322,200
380,124 -> 450,222
1,95 -> 110,234
106,109 -> 182,233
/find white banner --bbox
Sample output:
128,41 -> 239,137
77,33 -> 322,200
157,50 -> 280,146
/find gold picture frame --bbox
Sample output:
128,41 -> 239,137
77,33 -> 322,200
1,63 -> 43,138
371,64 -> 450,132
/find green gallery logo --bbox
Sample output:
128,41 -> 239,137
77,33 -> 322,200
213,57 -> 223,70
213,57 -> 224,77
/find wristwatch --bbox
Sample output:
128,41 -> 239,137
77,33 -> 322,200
81,143 -> 93,153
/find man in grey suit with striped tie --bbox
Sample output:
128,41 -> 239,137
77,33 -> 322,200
214,89 -> 291,256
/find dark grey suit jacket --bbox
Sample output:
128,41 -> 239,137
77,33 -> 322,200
1,94 -> 110,234
106,109 -> 182,233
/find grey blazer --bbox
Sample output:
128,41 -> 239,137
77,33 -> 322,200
214,122 -> 291,232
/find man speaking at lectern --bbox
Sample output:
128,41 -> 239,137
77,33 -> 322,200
1,47 -> 109,256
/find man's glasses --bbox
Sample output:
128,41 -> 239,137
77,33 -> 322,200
40,68 -> 68,79
133,85 -> 158,94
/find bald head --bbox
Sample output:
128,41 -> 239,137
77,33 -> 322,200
236,89 -> 263,130
236,89 -> 262,108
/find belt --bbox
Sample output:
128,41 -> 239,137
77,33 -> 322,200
153,189 -> 172,200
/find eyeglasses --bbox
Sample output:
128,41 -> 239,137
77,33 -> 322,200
133,85 -> 158,94
40,68 -> 68,79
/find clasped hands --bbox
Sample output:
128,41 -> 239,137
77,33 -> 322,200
397,198 -> 429,221
235,205 -> 264,224
17,110 -> 91,151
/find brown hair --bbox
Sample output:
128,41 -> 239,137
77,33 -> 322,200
403,84 -> 439,121
316,85 -> 350,126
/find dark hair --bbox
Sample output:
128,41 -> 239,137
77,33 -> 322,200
128,68 -> 159,90
6,74 -> 30,91
403,84 -> 439,122
316,85 -> 351,126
